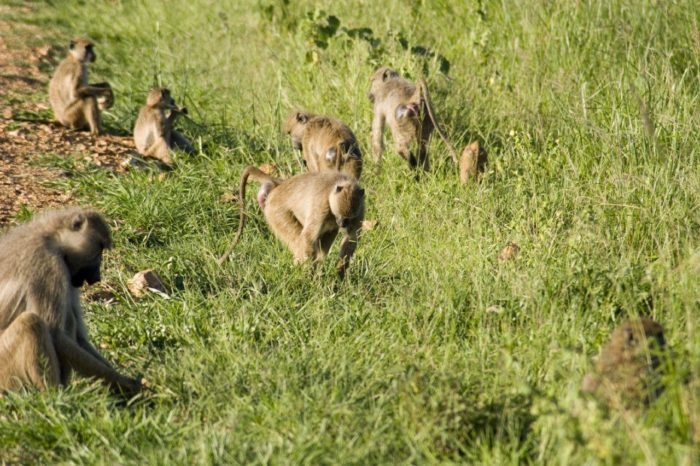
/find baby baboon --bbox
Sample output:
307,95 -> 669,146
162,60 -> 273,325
218,168 -> 365,278
0,208 -> 141,395
133,88 -> 194,166
582,318 -> 666,407
368,66 -> 457,172
459,141 -> 488,183
49,38 -> 114,134
283,111 -> 363,179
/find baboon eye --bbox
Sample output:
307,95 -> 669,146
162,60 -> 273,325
69,41 -> 75,49
335,185 -> 343,193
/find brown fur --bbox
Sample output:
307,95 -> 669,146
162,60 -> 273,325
0,208 -> 141,395
133,88 -> 194,166
218,169 -> 365,278
459,141 -> 488,183
582,318 -> 666,407
48,38 -> 114,135
368,67 -> 457,172
283,111 -> 363,179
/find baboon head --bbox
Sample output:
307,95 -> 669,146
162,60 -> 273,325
283,111 -> 315,151
329,180 -> 365,229
368,66 -> 400,102
69,38 -> 96,63
146,88 -> 177,109
608,318 -> 665,365
54,209 -> 112,287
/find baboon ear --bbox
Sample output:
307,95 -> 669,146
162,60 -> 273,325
382,69 -> 392,81
358,188 -> 365,197
296,112 -> 307,124
70,213 -> 86,231
69,40 -> 76,50
469,141 -> 480,152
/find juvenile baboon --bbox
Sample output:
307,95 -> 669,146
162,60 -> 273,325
218,168 -> 365,278
582,318 -> 666,407
283,111 -> 363,179
498,242 -> 519,262
0,208 -> 142,395
133,88 -> 194,166
368,66 -> 458,172
459,141 -> 488,183
48,38 -> 114,135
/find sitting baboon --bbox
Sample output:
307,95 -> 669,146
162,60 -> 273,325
0,208 -> 142,395
49,38 -> 114,134
283,111 -> 363,179
133,88 -> 194,166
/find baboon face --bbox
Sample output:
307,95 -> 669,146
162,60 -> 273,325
146,88 -> 176,109
283,111 -> 313,150
368,66 -> 399,102
330,182 -> 365,228
58,212 -> 112,287
69,38 -> 96,63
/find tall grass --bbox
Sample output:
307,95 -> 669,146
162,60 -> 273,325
1,0 -> 698,463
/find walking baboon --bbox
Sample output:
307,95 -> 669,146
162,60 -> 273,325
368,66 -> 457,172
133,88 -> 194,166
283,111 -> 363,179
582,318 -> 666,407
0,208 -> 142,395
218,168 -> 365,278
48,38 -> 114,135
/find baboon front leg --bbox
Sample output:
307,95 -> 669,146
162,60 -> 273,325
0,313 -> 61,391
336,228 -> 360,278
317,230 -> 339,260
53,332 -> 140,395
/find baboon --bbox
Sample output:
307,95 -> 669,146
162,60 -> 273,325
368,66 -> 458,172
0,208 -> 142,395
218,168 -> 365,278
459,141 -> 488,183
133,88 -> 194,166
48,38 -> 114,135
283,111 -> 363,179
582,318 -> 666,407
498,242 -> 519,262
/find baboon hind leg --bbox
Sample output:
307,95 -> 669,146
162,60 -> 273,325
63,97 -> 102,134
265,208 -> 305,261
145,138 -> 174,165
0,313 -> 61,391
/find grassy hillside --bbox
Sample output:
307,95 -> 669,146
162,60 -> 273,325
1,0 -> 699,463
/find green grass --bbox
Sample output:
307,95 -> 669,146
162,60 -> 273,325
1,0 -> 699,463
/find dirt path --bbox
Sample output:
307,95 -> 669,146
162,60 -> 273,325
0,6 -> 138,226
